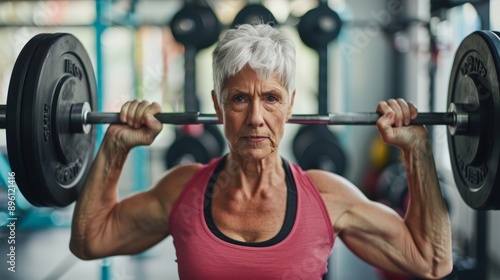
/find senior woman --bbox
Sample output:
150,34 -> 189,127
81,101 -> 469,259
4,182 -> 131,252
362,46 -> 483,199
70,24 -> 452,279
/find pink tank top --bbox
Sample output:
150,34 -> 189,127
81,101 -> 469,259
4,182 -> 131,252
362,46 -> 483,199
169,156 -> 335,279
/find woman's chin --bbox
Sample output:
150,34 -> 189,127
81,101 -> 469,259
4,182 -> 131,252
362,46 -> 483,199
235,147 -> 276,161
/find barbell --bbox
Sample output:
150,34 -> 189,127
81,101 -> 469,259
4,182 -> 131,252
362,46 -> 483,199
3,30 -> 500,210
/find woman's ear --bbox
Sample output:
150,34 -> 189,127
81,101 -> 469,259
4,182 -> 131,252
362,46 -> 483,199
287,90 -> 296,120
211,90 -> 223,122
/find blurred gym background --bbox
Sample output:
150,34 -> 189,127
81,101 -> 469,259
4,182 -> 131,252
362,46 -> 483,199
0,0 -> 499,279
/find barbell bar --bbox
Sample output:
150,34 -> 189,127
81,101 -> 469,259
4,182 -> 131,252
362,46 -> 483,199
0,101 -> 467,129
4,31 -> 500,210
82,108 -> 459,126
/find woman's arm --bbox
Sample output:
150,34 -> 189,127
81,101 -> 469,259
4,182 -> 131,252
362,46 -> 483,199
310,98 -> 452,279
69,100 -> 199,259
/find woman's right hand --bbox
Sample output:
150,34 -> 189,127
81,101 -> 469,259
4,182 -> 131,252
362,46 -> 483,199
106,99 -> 163,152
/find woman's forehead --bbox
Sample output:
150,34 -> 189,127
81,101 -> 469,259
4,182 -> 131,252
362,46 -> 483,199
223,67 -> 286,91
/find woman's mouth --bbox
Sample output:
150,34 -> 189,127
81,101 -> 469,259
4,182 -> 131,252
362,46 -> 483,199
245,136 -> 267,142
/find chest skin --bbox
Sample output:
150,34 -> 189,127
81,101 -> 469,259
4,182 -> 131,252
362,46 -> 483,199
211,182 -> 288,243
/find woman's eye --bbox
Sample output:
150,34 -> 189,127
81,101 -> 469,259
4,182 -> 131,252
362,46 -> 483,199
233,95 -> 246,103
266,96 -> 278,102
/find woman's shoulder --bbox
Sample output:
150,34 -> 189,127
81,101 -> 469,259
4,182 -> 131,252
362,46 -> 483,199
150,163 -> 204,210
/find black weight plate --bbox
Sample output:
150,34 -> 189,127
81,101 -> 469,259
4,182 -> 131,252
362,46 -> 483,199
20,33 -> 96,207
232,4 -> 277,28
298,138 -> 347,175
170,4 -> 221,50
7,34 -> 53,206
293,125 -> 347,175
297,3 -> 342,49
166,136 -> 211,168
292,125 -> 339,162
447,31 -> 500,210
166,125 -> 224,169
204,124 -> 225,156
21,33 -> 75,207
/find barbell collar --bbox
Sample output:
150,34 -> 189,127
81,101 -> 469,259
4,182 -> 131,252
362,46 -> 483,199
448,103 -> 469,136
71,102 -> 92,134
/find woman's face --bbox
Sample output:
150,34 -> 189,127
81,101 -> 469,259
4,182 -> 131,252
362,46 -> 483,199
212,67 -> 295,161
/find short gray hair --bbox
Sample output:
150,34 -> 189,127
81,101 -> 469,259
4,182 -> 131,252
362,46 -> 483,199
212,24 -> 296,103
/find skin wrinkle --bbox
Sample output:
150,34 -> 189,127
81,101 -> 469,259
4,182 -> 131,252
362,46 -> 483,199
217,157 -> 286,198
215,66 -> 292,171
207,155 -> 286,202
71,135 -> 133,259
104,145 -> 127,175
415,153 -> 448,277
344,201 -> 427,275
342,217 -> 406,270
403,142 -> 450,278
404,149 -> 429,258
